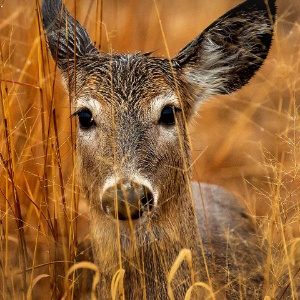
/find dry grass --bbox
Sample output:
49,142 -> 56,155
0,0 -> 299,299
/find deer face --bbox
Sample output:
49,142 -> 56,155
42,0 -> 276,221
71,53 -> 193,220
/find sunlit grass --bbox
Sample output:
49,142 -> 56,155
0,0 -> 299,299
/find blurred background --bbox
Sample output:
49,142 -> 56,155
0,0 -> 300,298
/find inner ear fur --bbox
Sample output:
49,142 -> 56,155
42,0 -> 97,72
172,0 -> 276,101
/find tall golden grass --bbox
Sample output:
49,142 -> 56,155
0,0 -> 299,299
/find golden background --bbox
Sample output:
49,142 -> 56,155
0,0 -> 299,298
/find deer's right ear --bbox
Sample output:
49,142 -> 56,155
42,0 -> 97,72
173,0 -> 276,103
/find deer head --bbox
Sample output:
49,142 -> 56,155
42,0 -> 276,222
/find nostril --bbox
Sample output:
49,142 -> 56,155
101,182 -> 154,220
140,186 -> 154,212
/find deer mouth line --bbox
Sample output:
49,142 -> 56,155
101,181 -> 154,220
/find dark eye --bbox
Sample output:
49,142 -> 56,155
159,105 -> 179,126
77,109 -> 95,129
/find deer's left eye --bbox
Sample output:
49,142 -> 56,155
72,109 -> 95,129
159,106 -> 180,126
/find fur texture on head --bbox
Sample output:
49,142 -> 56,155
42,0 -> 276,108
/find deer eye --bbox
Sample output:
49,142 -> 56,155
159,105 -> 180,126
74,109 -> 95,129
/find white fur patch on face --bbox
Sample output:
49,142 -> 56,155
150,92 -> 182,140
150,92 -> 181,120
74,97 -> 103,122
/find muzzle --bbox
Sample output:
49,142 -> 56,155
101,180 -> 154,220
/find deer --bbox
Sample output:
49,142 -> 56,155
42,0 -> 276,299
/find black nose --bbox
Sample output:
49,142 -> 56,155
101,181 -> 154,220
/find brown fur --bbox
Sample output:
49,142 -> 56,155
42,0 -> 277,298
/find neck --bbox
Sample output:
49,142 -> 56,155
89,177 -> 202,299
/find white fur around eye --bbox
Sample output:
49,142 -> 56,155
150,92 -> 181,122
74,97 -> 104,123
149,92 -> 183,142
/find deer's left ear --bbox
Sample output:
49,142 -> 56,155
172,0 -> 276,102
42,0 -> 97,73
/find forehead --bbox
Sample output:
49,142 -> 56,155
76,53 -> 175,105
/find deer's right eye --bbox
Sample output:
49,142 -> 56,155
77,109 -> 95,129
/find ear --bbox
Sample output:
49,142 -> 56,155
173,0 -> 276,102
42,0 -> 97,72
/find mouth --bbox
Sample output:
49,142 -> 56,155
101,181 -> 155,220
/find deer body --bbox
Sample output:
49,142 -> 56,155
42,0 -> 276,299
